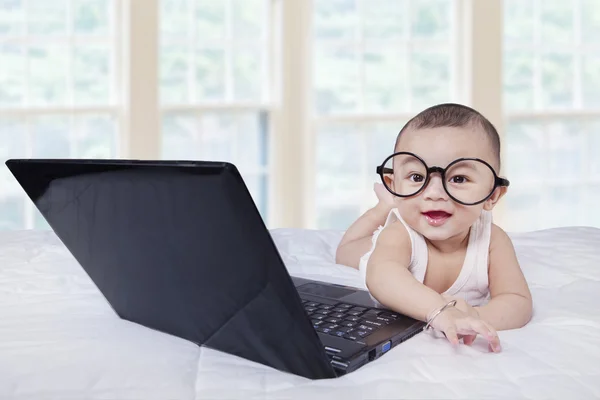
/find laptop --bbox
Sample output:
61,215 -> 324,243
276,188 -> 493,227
5,158 -> 425,380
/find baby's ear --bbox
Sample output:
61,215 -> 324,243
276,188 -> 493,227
483,186 -> 507,211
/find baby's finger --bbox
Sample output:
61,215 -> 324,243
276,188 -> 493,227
480,320 -> 502,352
444,327 -> 460,347
462,334 -> 477,346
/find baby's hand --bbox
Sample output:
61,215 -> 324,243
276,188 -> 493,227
373,182 -> 395,211
442,295 -> 479,319
429,306 -> 502,353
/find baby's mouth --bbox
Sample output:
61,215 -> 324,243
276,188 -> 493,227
422,211 -> 452,226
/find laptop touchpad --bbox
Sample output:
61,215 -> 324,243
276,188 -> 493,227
297,283 -> 356,299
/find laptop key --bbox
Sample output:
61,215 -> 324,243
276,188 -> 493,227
319,305 -> 334,310
315,309 -> 331,315
337,303 -> 353,309
325,317 -> 342,324
357,324 -> 375,332
304,307 -> 317,313
356,330 -> 370,338
332,307 -> 347,313
330,313 -> 345,319
338,326 -> 354,333
318,327 -> 332,334
306,302 -> 319,307
347,310 -> 363,316
343,333 -> 359,341
350,307 -> 367,312
312,319 -> 324,326
344,316 -> 361,322
323,323 -> 339,330
312,314 -> 326,320
340,321 -> 357,327
363,320 -> 384,328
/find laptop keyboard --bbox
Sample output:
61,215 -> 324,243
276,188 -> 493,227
301,299 -> 401,342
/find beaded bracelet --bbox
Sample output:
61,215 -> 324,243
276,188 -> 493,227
424,300 -> 457,331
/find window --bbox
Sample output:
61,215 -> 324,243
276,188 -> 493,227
0,0 -> 118,229
159,0 -> 273,220
312,0 -> 457,229
503,0 -> 600,231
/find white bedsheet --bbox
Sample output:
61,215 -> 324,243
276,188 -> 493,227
1,227 -> 599,399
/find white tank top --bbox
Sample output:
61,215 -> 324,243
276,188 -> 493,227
358,208 -> 493,306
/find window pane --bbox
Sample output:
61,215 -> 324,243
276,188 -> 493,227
233,45 -> 262,101
0,118 -> 27,231
27,0 -> 67,36
31,116 -> 71,157
160,44 -> 190,104
540,2 -> 573,44
542,187 -> 580,229
504,186 -> 542,232
585,185 -> 600,227
29,45 -> 69,106
503,50 -> 534,111
582,55 -> 600,108
314,45 -> 359,114
195,48 -> 225,101
0,0 -> 24,35
73,0 -> 110,35
160,0 -> 188,41
588,120 -> 600,178
505,121 -> 544,182
581,0 -> 600,45
73,115 -> 116,158
541,53 -> 574,109
196,0 -> 225,40
313,0 -> 356,40
411,0 -> 451,40
0,44 -> 25,106
316,125 -> 363,229
73,44 -> 111,105
410,49 -> 451,110
232,0 -> 264,39
363,0 -> 405,40
363,47 -> 407,112
503,0 -> 534,44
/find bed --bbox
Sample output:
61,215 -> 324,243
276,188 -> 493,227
1,226 -> 599,399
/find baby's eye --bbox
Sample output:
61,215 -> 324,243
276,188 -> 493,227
410,173 -> 424,183
450,175 -> 467,184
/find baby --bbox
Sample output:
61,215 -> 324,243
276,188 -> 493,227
335,103 -> 532,352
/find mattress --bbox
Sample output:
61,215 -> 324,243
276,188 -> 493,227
1,227 -> 599,399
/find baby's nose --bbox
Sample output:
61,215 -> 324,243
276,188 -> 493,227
422,175 -> 448,200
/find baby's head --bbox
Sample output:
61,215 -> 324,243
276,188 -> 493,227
381,103 -> 508,242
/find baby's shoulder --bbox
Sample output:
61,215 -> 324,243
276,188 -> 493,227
488,223 -> 514,253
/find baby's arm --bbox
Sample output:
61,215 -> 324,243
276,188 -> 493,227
367,222 -> 501,351
475,225 -> 533,330
335,183 -> 394,269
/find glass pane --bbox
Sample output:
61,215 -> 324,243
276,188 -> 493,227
73,0 -> 110,35
0,44 -> 25,106
232,0 -> 263,39
0,118 -> 27,191
366,122 -> 404,206
541,53 -> 574,109
160,0 -> 189,41
198,113 -> 235,162
503,0 -> 534,44
411,0 -> 451,40
363,0 -> 405,40
582,54 -> 600,108
316,125 -> 363,229
410,50 -> 451,110
241,173 -> 267,219
73,44 -> 110,105
317,205 -> 361,231
505,120 -> 544,182
588,120 -> 600,177
160,44 -> 190,104
363,47 -> 407,112
29,45 -> 69,106
161,113 -> 198,159
233,112 -> 268,170
541,186 -> 580,229
73,115 -> 116,158
27,0 -> 67,35
195,48 -> 225,101
0,0 -> 25,35
195,0 -> 225,40
581,0 -> 600,45
504,186 -> 542,232
233,45 -> 262,101
540,1 -> 573,44
314,0 -> 357,40
31,116 -> 71,158
314,45 -> 358,114
0,196 -> 24,230
585,185 -> 600,228
503,50 -> 535,111
545,120 -> 585,181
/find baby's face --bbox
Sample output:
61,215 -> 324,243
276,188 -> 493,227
390,126 -> 502,242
